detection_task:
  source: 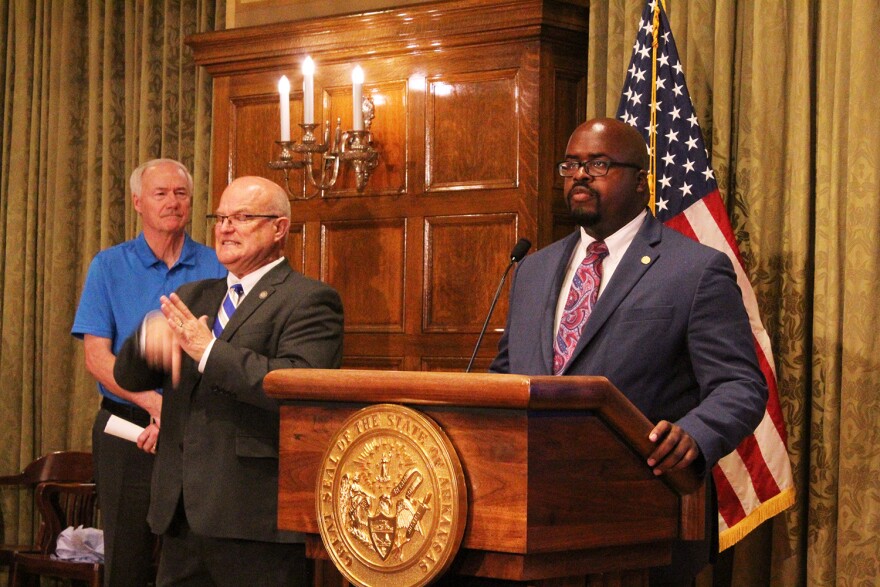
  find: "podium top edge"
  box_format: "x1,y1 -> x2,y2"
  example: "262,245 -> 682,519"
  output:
263,368 -> 614,411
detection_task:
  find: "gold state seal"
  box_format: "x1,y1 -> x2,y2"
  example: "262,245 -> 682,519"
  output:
316,404 -> 467,587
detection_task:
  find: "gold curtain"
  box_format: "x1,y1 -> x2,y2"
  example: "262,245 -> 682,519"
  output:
587,0 -> 880,585
0,0 -> 223,548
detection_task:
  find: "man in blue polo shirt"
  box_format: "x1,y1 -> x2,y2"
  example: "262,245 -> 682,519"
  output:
72,159 -> 226,587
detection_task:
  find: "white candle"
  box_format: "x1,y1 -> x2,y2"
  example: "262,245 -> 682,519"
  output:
278,75 -> 291,141
352,65 -> 364,131
302,57 -> 315,125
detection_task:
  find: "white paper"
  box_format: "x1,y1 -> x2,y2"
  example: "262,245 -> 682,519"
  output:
103,414 -> 145,443
54,525 -> 104,563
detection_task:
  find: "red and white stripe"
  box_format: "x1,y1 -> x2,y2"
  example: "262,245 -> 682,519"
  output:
666,190 -> 795,549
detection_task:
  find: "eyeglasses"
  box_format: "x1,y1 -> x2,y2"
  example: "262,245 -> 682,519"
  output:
206,214 -> 280,228
557,159 -> 643,178
148,190 -> 191,200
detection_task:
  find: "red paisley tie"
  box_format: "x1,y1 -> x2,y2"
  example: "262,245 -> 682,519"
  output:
553,241 -> 609,375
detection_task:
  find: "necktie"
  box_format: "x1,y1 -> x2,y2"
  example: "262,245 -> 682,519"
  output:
212,283 -> 244,338
553,241 -> 609,375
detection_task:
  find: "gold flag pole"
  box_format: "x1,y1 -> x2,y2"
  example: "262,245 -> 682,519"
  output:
647,0 -> 662,214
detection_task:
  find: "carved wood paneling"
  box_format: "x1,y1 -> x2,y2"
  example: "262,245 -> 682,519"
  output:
421,356 -> 494,372
320,218 -> 407,333
341,356 -> 405,370
423,213 -> 518,332
189,0 -> 589,371
231,93 -> 307,196
426,70 -> 519,191
285,223 -> 306,273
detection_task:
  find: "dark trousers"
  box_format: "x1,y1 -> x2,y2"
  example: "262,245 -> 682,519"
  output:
157,503 -> 306,587
93,407 -> 157,587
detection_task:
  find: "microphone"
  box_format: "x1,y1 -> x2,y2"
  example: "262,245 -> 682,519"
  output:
465,238 -> 532,373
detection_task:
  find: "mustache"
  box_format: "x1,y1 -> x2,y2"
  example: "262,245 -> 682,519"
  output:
567,181 -> 598,199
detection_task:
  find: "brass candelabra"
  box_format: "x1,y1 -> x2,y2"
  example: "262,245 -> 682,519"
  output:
268,97 -> 379,198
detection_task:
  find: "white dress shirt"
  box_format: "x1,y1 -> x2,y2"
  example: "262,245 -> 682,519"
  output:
553,210 -> 648,336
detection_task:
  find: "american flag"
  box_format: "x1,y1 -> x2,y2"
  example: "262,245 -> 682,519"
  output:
616,0 -> 795,550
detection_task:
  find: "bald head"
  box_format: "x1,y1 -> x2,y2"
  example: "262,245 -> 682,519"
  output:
571,118 -> 650,169
225,176 -> 291,218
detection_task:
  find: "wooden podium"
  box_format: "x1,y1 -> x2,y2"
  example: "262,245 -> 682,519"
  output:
264,369 -> 705,586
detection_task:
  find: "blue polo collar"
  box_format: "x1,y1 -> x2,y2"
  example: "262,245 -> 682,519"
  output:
133,232 -> 199,270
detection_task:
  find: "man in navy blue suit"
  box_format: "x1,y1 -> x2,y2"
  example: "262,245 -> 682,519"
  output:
490,118 -> 767,585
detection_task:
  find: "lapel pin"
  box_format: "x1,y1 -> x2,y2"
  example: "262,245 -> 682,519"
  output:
641,255 -> 651,265
259,290 -> 269,299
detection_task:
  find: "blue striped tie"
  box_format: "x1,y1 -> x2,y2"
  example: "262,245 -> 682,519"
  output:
212,283 -> 244,338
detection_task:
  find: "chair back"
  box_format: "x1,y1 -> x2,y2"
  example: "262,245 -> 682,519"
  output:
33,482 -> 99,554
0,451 -> 93,487
1,451 -> 95,567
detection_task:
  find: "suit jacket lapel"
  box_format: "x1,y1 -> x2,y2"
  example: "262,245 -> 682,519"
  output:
560,214 -> 663,375
219,263 -> 291,341
539,232 -> 581,374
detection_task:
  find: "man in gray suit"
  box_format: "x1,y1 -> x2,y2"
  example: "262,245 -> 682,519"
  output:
490,118 -> 767,585
114,176 -> 343,587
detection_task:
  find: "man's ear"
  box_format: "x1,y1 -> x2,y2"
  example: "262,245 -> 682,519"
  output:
273,217 -> 291,242
636,170 -> 650,198
132,193 -> 143,214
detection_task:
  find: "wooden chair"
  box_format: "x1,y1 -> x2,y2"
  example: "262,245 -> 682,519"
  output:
0,451 -> 93,575
9,482 -> 102,587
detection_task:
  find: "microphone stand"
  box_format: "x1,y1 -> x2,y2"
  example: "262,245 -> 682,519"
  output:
465,261 -> 516,373
465,238 -> 530,373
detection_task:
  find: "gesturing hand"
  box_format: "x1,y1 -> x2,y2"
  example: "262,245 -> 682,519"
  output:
160,293 -> 212,363
142,311 -> 177,369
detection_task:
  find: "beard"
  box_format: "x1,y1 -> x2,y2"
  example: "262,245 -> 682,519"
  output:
567,183 -> 600,228
570,208 -> 599,227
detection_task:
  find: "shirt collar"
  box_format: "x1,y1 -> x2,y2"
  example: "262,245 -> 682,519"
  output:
227,257 -> 286,298
578,208 -> 648,261
133,232 -> 198,269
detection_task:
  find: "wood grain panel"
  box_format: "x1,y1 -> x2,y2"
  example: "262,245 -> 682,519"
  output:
275,392 -> 690,558
320,218 -> 407,332
341,356 -> 404,370
231,93 -> 308,197
423,213 -> 518,332
421,356 -> 493,373
425,406 -> 529,552
553,214 -> 577,243
527,415 -> 678,552
426,71 -> 519,191
284,222 -> 306,273
277,403 -> 530,552
553,72 -> 586,193
268,371 -> 702,581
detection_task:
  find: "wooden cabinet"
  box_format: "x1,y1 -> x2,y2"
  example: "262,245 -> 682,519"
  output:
188,0 -> 588,372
